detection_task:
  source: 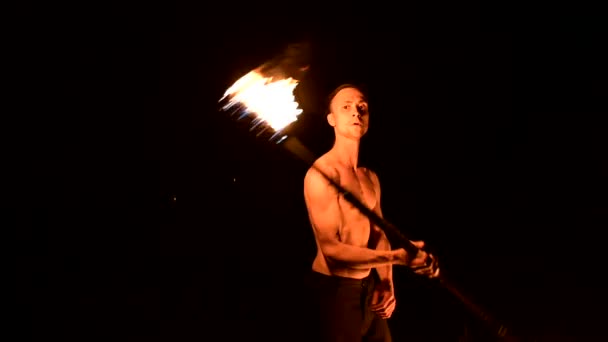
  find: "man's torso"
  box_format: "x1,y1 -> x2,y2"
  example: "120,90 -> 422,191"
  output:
311,154 -> 379,279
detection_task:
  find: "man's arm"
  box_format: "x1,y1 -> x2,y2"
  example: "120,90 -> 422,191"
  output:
368,170 -> 440,280
304,166 -> 407,269
374,229 -> 393,283
368,170 -> 393,286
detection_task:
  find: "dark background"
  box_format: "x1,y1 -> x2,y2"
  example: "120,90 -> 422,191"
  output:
15,2 -> 606,341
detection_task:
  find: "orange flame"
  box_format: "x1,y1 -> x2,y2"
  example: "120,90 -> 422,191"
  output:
220,69 -> 303,132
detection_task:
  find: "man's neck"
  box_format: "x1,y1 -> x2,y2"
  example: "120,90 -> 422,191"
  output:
331,136 -> 360,170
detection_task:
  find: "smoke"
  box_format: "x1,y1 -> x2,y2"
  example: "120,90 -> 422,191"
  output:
257,40 -> 311,81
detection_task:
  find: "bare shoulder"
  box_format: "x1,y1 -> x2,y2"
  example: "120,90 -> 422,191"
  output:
359,166 -> 381,185
305,153 -> 338,183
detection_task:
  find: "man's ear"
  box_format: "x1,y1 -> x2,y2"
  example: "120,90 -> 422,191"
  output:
327,113 -> 336,127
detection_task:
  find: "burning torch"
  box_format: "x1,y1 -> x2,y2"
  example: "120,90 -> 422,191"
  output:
218,42 -> 516,340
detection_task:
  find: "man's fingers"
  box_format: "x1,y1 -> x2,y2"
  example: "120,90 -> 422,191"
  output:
370,296 -> 395,311
412,260 -> 440,278
370,300 -> 389,311
375,300 -> 396,319
411,240 -> 425,249
412,263 -> 432,272
411,253 -> 439,275
413,264 -> 435,275
413,268 -> 431,275
426,254 -> 436,266
375,305 -> 394,318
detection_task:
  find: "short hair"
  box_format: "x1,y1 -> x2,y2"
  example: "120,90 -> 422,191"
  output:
325,83 -> 369,114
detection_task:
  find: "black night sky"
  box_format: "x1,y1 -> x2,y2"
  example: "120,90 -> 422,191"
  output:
16,2 -> 606,342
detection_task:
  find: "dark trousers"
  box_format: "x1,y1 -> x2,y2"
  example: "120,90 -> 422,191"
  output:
305,270 -> 392,342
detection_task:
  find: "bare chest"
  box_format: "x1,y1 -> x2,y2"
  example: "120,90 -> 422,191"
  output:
339,168 -> 377,208
336,168 -> 377,245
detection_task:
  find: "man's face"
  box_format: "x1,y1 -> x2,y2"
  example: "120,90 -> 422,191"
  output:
327,87 -> 369,139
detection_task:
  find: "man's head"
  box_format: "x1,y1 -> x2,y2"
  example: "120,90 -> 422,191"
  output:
326,83 -> 370,139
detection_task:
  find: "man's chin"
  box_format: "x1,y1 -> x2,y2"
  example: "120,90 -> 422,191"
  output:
350,126 -> 367,135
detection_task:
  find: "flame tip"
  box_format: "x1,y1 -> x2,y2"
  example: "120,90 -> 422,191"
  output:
221,68 -> 303,131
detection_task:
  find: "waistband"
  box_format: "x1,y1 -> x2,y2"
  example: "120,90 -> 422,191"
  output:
309,270 -> 374,286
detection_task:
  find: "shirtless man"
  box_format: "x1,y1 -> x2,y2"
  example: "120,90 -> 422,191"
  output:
304,84 -> 439,342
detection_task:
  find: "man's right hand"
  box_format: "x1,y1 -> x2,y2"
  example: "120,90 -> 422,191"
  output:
407,240 -> 430,267
408,241 -> 440,278
394,241 -> 440,278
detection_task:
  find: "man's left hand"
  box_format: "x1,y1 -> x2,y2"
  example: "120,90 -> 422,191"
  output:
370,281 -> 396,319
